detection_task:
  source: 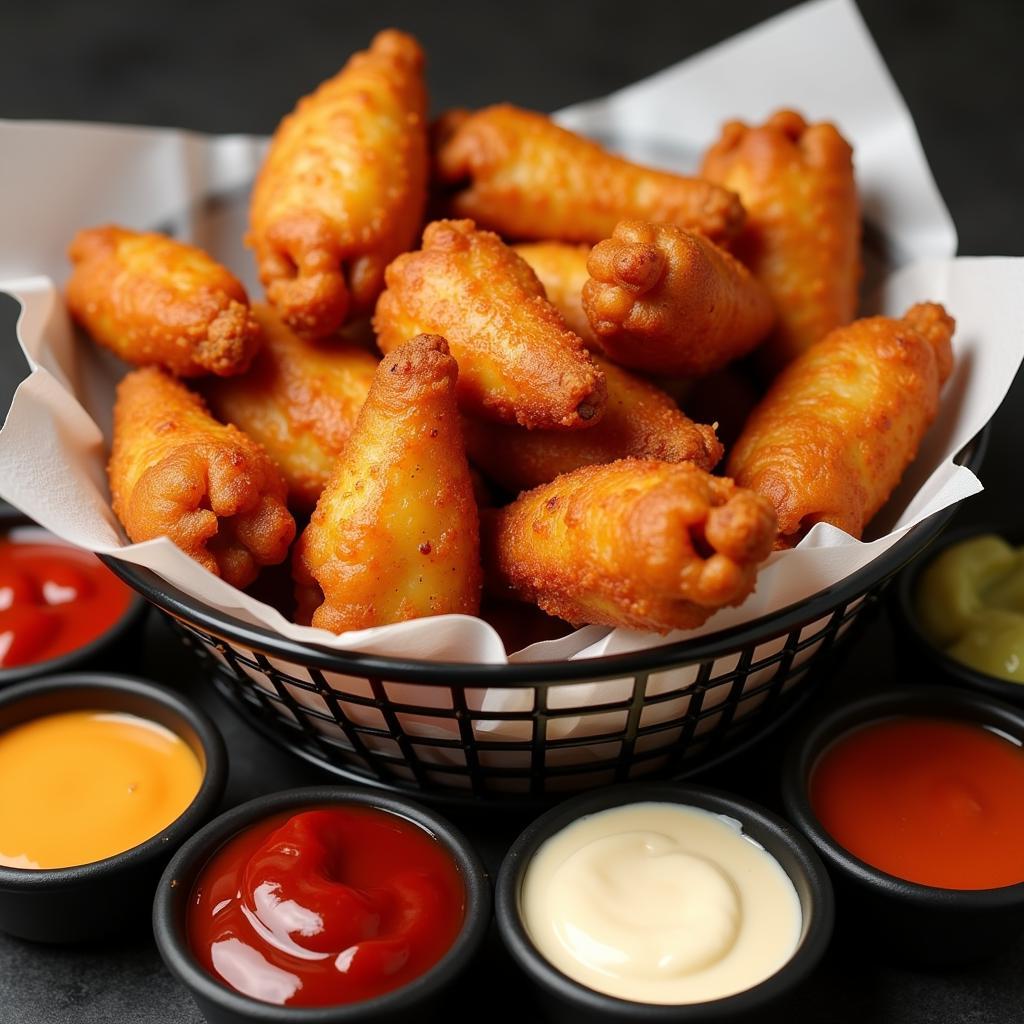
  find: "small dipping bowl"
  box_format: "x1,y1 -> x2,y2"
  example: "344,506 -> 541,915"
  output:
0,507 -> 147,685
153,786 -> 491,1024
893,523 -> 1024,705
0,672 -> 226,942
496,784 -> 833,1024
782,686 -> 1024,964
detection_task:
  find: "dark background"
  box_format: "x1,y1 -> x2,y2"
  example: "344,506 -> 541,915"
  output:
1,1 -> 1023,1021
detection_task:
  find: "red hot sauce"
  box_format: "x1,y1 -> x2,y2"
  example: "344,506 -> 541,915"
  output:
0,536 -> 133,669
810,716 -> 1024,890
187,807 -> 466,1007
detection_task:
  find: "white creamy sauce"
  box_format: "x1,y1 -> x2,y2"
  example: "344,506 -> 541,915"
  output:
521,802 -> 802,1004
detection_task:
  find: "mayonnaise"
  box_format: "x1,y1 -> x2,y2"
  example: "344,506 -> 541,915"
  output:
520,802 -> 801,1004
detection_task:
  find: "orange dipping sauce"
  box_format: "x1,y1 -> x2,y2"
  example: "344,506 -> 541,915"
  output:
810,716 -> 1024,890
0,710 -> 203,869
0,534 -> 134,669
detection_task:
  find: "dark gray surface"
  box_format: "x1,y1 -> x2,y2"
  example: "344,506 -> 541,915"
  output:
1,1 -> 1023,1021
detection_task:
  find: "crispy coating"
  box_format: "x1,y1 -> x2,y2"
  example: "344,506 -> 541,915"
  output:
203,303 -> 378,512
109,367 -> 296,587
249,29 -> 428,338
67,226 -> 261,378
485,459 -> 777,633
727,303 -> 954,545
583,220 -> 776,377
293,335 -> 482,632
463,356 -> 722,493
513,241 -> 597,347
434,104 -> 744,246
701,110 -> 860,368
373,219 -> 606,429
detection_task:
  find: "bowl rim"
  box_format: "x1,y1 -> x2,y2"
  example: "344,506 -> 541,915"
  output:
152,785 -> 492,1022
0,671 -> 227,888
494,782 -> 834,1020
892,520 -> 1024,702
780,684 -> 1024,907
0,510 -> 147,685
93,424 -> 987,685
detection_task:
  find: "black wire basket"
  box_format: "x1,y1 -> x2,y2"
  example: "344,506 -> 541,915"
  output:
101,430 -> 987,805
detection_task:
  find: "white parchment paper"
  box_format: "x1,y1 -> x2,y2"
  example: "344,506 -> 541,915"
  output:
1,0 -> 1022,690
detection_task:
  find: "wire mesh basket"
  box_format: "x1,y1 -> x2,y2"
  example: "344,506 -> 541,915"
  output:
101,430 -> 987,804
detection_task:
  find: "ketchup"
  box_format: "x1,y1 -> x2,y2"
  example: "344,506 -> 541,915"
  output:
0,534 -> 133,669
187,807 -> 466,1007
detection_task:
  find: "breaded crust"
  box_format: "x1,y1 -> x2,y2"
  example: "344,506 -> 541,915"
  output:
67,225 -> 262,377
293,334 -> 482,632
374,219 -> 607,429
435,104 -> 744,246
109,367 -> 295,587
249,29 -> 429,338
727,302 -> 954,544
485,459 -> 777,633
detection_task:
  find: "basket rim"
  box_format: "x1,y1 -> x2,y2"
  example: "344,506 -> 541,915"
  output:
99,427 -> 988,685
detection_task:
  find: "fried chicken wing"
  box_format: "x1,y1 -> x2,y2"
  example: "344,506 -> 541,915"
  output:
249,29 -> 428,338
373,219 -> 606,429
203,303 -> 378,512
582,220 -> 776,377
109,367 -> 295,587
434,104 -> 744,246
701,110 -> 860,369
485,460 -> 777,633
67,226 -> 261,378
463,356 -> 722,493
727,303 -> 954,545
293,335 -> 481,632
513,242 -> 597,347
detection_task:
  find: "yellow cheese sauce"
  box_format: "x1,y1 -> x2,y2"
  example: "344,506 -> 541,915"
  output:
0,710 -> 202,869
521,802 -> 801,1005
916,534 -> 1024,683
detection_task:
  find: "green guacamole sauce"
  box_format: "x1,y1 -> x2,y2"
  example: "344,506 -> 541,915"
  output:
916,534 -> 1024,683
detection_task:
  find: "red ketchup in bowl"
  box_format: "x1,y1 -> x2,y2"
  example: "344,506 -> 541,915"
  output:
0,535 -> 133,669
187,807 -> 466,1008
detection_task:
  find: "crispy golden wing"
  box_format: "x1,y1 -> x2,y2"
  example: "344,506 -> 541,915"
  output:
727,303 -> 954,545
701,110 -> 860,368
292,335 -> 481,632
373,219 -> 606,429
463,356 -> 722,493
109,367 -> 295,587
513,241 -> 597,347
67,226 -> 261,378
485,459 -> 777,633
435,104 -> 744,246
203,303 -> 378,512
582,220 -> 776,376
249,29 -> 428,338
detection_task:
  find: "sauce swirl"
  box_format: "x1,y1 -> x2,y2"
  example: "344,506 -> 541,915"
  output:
187,807 -> 465,1007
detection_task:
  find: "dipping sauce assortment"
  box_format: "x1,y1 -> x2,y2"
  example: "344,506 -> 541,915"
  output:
0,534 -> 133,669
4,534 -> 1024,1018
0,709 -> 202,869
187,806 -> 466,1007
916,534 -> 1024,683
520,802 -> 801,1004
810,715 -> 1024,889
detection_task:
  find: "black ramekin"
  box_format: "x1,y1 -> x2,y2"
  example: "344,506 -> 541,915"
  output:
0,507 -> 148,685
0,672 -> 227,943
153,786 -> 492,1024
781,685 -> 1024,965
892,522 -> 1024,705
496,783 -> 834,1024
